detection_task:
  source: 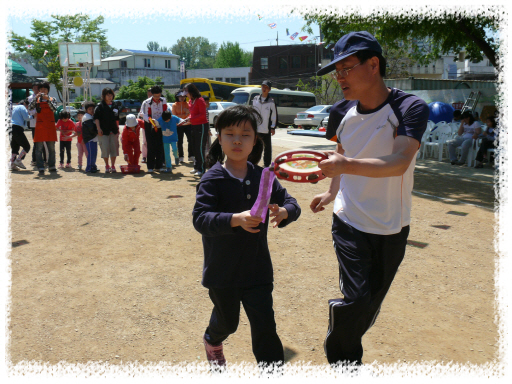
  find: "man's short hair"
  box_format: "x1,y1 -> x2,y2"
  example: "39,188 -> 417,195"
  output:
150,85 -> 162,95
354,50 -> 387,77
453,110 -> 462,118
203,96 -> 210,102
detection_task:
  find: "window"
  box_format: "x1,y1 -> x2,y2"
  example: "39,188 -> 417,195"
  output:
261,57 -> 268,69
165,59 -> 171,69
144,58 -> 151,68
279,57 -> 288,69
306,56 -> 315,68
120,60 -> 127,68
208,103 -> 218,110
226,77 -> 242,85
291,56 -> 301,69
211,83 -> 239,101
240,77 -> 246,85
216,77 -> 223,81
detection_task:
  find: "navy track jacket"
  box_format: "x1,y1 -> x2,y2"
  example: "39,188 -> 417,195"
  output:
193,161 -> 301,288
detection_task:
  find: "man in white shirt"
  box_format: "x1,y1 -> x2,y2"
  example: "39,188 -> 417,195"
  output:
251,80 -> 277,167
310,31 -> 429,367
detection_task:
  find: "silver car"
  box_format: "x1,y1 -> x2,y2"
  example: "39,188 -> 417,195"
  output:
294,105 -> 332,130
322,115 -> 329,129
207,102 -> 237,127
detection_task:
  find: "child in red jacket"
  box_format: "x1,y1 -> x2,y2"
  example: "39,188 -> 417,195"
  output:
121,114 -> 141,165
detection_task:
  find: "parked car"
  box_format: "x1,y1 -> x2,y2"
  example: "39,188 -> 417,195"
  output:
115,99 -> 142,125
63,106 -> 78,120
293,105 -> 332,130
322,115 -> 329,129
207,102 -> 237,127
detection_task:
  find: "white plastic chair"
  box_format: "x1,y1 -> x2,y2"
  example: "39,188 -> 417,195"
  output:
418,124 -> 434,159
466,138 -> 482,167
423,124 -> 451,160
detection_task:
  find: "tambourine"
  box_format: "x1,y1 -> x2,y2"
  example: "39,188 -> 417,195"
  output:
272,149 -> 328,183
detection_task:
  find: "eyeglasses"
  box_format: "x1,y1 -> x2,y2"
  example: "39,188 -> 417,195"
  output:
330,62 -> 362,79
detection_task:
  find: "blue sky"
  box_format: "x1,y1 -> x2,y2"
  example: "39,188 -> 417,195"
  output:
7,13 -> 321,56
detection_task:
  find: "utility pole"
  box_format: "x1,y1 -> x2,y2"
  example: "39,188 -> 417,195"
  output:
277,31 -> 279,46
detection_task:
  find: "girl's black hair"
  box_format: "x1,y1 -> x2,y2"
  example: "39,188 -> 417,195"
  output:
461,110 -> 476,125
59,110 -> 70,119
161,110 -> 172,120
76,109 -> 85,116
205,105 -> 264,169
183,83 -> 202,100
486,116 -> 496,128
101,87 -> 115,100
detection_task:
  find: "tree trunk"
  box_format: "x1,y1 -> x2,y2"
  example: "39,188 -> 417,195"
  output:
457,19 -> 497,68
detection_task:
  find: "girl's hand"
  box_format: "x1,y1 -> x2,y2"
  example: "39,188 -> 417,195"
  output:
231,211 -> 262,233
269,204 -> 288,228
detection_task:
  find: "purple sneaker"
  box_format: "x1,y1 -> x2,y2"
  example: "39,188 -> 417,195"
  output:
203,335 -> 226,367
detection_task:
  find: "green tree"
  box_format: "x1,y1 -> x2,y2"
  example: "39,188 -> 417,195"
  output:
147,41 -> 171,53
70,94 -> 100,109
170,37 -> 218,69
299,9 -> 499,68
9,14 -> 113,101
214,42 -> 252,68
296,75 -> 341,105
115,76 -> 164,102
101,43 -> 117,59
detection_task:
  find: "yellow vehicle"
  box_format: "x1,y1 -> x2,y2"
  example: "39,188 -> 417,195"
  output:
179,78 -> 259,102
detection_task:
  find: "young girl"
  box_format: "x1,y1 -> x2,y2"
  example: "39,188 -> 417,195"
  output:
474,116 -> 498,168
56,110 -> 76,168
178,83 -> 209,176
172,91 -> 192,164
192,105 -> 301,370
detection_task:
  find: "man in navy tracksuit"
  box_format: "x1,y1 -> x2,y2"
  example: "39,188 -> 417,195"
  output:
193,161 -> 301,368
310,31 -> 429,367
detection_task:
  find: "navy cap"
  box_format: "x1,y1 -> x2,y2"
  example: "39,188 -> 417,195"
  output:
317,31 -> 382,76
261,80 -> 272,89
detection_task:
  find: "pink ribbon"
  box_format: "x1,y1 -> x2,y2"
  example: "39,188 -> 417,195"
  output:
250,163 -> 275,223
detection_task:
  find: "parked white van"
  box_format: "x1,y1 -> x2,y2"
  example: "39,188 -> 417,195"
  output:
230,87 -> 317,126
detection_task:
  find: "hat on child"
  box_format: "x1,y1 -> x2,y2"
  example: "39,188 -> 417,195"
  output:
125,114 -> 138,127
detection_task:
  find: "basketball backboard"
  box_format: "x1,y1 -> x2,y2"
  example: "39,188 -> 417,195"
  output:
59,42 -> 101,67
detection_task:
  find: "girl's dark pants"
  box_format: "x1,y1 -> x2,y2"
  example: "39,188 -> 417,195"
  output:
475,137 -> 496,163
60,141 -> 72,164
144,122 -> 164,170
177,125 -> 193,159
191,123 -> 209,173
205,283 -> 284,366
325,214 -> 409,366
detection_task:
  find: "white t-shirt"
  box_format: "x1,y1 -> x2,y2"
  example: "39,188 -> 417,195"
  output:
461,121 -> 481,140
330,88 -> 429,235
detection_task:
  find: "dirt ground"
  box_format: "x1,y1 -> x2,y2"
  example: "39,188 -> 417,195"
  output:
6,134 -> 498,370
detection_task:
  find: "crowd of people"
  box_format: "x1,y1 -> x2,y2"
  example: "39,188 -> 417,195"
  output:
8,83 -> 217,176
447,109 -> 499,167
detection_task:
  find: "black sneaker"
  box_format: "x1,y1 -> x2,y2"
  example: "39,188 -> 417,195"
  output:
38,170 -> 45,175
49,167 -> 57,172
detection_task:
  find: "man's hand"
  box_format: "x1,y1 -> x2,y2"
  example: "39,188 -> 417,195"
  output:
230,210 -> 262,233
270,128 -> 276,136
310,191 -> 336,213
268,204 -> 288,228
319,151 -> 348,178
124,154 -> 129,161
